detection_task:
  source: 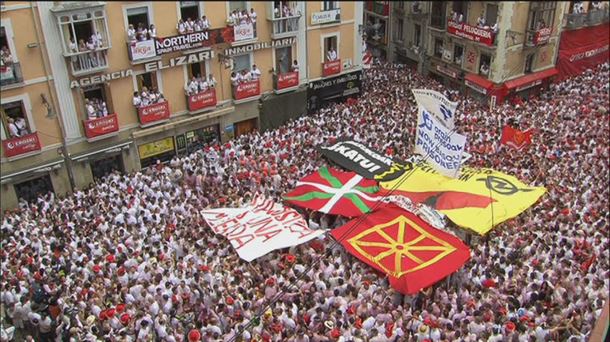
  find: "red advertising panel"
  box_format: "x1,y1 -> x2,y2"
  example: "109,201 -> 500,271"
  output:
323,59 -> 341,77
533,27 -> 551,45
557,24 -> 610,81
188,89 -> 217,111
137,101 -> 170,125
2,132 -> 41,158
84,114 -> 119,139
447,19 -> 495,46
234,80 -> 261,100
277,72 -> 299,90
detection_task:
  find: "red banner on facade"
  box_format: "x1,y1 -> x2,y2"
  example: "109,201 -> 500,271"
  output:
234,80 -> 260,100
557,23 -> 610,81
137,101 -> 170,125
84,114 -> 119,139
188,89 -> 217,112
323,60 -> 341,76
2,132 -> 41,158
533,27 -> 551,45
276,72 -> 299,90
447,19 -> 495,46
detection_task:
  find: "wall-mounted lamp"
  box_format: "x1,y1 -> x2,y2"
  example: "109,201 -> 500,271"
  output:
41,93 -> 55,118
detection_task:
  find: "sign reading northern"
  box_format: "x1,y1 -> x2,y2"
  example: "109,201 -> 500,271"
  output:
319,139 -> 410,181
155,28 -> 233,55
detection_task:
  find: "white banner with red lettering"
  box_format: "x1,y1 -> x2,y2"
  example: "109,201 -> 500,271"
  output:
201,196 -> 324,261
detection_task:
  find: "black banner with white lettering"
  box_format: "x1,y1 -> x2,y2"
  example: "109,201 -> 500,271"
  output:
318,139 -> 411,181
307,70 -> 363,114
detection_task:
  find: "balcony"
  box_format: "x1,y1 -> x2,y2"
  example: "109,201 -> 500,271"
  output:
127,40 -> 157,63
228,22 -> 257,46
137,101 -> 170,127
232,80 -> 261,103
0,62 -> 23,88
65,48 -> 109,77
2,132 -> 41,159
311,8 -> 341,25
524,27 -> 551,47
83,113 -> 119,141
322,59 -> 341,77
447,19 -> 496,47
268,14 -> 301,39
187,88 -> 217,113
565,12 -> 586,29
273,71 -> 299,93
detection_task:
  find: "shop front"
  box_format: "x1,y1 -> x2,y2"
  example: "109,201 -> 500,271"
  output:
14,173 -> 54,204
90,154 -> 125,180
464,73 -> 494,102
503,68 -> 558,102
307,70 -> 363,114
175,124 -> 221,155
138,137 -> 176,168
234,118 -> 258,138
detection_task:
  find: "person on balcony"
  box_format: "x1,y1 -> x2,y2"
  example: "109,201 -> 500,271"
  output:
193,18 -> 203,32
78,39 -> 90,70
327,47 -> 338,62
177,19 -> 186,34
149,25 -> 157,38
477,13 -> 486,28
141,87 -> 151,106
127,24 -> 137,42
132,92 -> 142,108
291,60 -> 299,73
15,117 -> 28,135
198,77 -> 209,93
7,117 -> 20,138
185,18 -> 195,33
241,69 -> 252,83
137,23 -> 148,39
187,77 -> 199,96
250,8 -> 257,35
85,99 -> 97,120
491,22 -> 499,34
201,16 -> 210,30
250,65 -> 261,81
207,74 -> 217,88
230,72 -> 240,87
86,37 -> 98,68
480,63 -> 490,76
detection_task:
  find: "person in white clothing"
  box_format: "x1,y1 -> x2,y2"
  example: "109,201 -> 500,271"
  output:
6,117 -> 20,138
250,65 -> 261,80
327,47 -> 338,61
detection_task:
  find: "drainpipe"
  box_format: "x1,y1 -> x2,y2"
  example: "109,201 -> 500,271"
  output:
31,2 -> 76,191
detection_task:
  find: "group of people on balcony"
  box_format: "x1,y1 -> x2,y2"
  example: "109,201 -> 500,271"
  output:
227,8 -> 257,28
475,13 -> 499,34
176,16 -> 211,34
185,74 -> 217,97
127,23 -> 157,42
68,32 -> 105,72
85,97 -> 110,121
132,87 -> 166,109
0,45 -> 15,81
230,65 -> 262,87
6,116 -> 29,138
273,4 -> 300,33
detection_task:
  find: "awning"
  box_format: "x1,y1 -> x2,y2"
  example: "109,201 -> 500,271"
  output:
504,68 -> 559,92
464,73 -> 494,95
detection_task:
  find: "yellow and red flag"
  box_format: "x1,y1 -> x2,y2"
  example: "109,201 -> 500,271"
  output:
500,125 -> 534,150
331,206 -> 470,295
380,162 -> 546,235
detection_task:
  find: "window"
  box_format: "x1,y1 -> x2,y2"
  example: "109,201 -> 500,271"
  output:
275,46 -> 292,74
233,54 -> 251,73
180,1 -> 200,21
414,24 -> 421,46
430,2 -> 446,28
434,38 -> 443,58
0,24 -> 22,85
395,19 -> 404,41
229,1 -> 247,13
323,1 -> 339,11
136,72 -> 159,93
397,2 -> 405,10
57,8 -> 110,55
126,6 -> 151,41
485,4 -> 499,26
525,53 -> 535,73
14,175 -> 54,204
452,2 -> 468,21
1,101 -> 30,138
324,36 -> 338,61
528,4 -> 556,30
479,53 -> 491,76
453,44 -> 464,65
82,84 -> 113,120
188,62 -> 208,80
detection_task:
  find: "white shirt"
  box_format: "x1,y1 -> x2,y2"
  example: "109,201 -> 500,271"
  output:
250,68 -> 261,80
327,49 -> 337,61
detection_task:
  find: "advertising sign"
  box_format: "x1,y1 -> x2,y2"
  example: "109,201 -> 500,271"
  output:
277,72 -> 299,90
154,27 -> 234,55
447,19 -> 495,46
2,133 -> 41,158
312,9 -> 341,25
129,39 -> 156,61
234,80 -> 261,100
307,70 -> 362,114
233,22 -> 255,41
533,27 -> 551,45
138,137 -> 175,160
84,114 -> 119,139
137,101 -> 170,125
188,88 -> 217,112
323,59 -> 341,76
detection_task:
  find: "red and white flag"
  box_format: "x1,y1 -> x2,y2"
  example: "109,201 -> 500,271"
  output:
500,125 -> 533,150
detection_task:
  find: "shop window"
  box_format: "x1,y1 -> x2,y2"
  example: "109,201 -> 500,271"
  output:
323,1 -> 339,11
82,84 -> 113,120
229,1 -> 247,13
91,154 -> 124,181
57,8 -> 110,55
525,53 -> 535,73
186,125 -> 220,152
485,4 -> 499,26
430,2 -> 446,28
395,19 -> 404,42
453,44 -> 464,65
233,54 -> 252,73
14,175 -> 54,204
479,53 -> 491,76
1,101 -> 31,138
324,36 -> 338,61
434,38 -> 443,58
275,46 -> 292,74
180,1 -> 200,21
414,24 -> 421,46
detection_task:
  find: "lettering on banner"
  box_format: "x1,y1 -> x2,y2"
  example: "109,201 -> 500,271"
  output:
415,109 -> 466,176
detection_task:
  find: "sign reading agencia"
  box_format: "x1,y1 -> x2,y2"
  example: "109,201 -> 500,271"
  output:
70,50 -> 215,88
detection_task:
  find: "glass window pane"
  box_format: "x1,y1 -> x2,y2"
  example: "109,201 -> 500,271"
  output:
233,54 -> 250,73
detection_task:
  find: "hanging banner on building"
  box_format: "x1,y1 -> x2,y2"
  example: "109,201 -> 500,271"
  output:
447,19 -> 495,46
322,59 -> 342,76
188,89 -> 217,112
2,133 -> 41,158
138,137 -> 175,160
154,27 -> 234,55
556,23 -> 610,81
311,8 -> 341,25
319,139 -> 410,181
276,72 -> 299,90
233,22 -> 254,42
129,39 -> 156,62
201,196 -> 324,262
234,80 -> 261,100
412,89 -> 458,130
414,106 -> 466,178
84,114 -> 119,139
137,101 -> 170,125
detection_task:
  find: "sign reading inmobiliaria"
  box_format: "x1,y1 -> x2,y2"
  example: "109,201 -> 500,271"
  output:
234,80 -> 260,100
323,59 -> 341,76
138,101 -> 170,125
188,88 -> 217,112
447,19 -> 495,46
277,72 -> 299,90
84,114 -> 119,139
2,133 -> 41,158
201,196 -> 324,262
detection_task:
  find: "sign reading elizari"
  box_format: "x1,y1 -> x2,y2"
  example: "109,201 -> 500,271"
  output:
319,139 -> 410,181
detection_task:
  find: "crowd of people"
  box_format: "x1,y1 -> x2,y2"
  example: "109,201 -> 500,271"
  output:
85,98 -> 110,121
227,8 -> 257,29
127,23 -> 157,42
185,74 -> 218,97
1,61 -> 608,342
230,65 -> 262,87
132,87 -> 166,109
177,17 -> 211,35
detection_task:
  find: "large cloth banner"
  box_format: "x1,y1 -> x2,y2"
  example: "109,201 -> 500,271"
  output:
556,23 -> 609,81
283,167 -> 383,217
201,196 -> 324,262
500,125 -> 533,150
331,206 -> 470,295
380,160 -> 547,235
411,89 -> 458,129
319,139 -> 410,181
415,106 -> 467,178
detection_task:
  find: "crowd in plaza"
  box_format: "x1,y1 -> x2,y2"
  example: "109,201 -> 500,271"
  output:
1,60 -> 608,341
